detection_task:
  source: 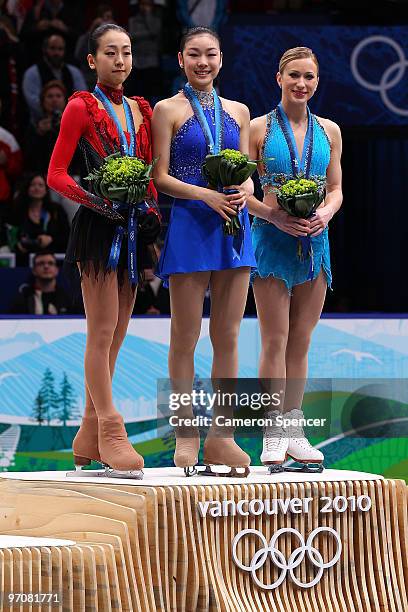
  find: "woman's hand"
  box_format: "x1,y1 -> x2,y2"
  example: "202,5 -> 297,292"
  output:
269,209 -> 310,237
37,117 -> 53,135
17,241 -> 27,254
37,19 -> 51,31
37,234 -> 53,248
138,212 -> 161,244
309,207 -> 333,237
50,18 -> 68,32
202,190 -> 239,221
224,184 -> 249,211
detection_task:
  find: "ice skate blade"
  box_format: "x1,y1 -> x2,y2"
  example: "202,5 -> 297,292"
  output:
103,466 -> 144,480
266,464 -> 285,474
66,467 -> 105,478
285,462 -> 324,474
183,466 -> 198,477
198,465 -> 250,478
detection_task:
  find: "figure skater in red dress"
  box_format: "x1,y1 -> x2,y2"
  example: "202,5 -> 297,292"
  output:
47,24 -> 160,478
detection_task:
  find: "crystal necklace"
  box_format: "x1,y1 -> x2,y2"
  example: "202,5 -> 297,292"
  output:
189,86 -> 214,110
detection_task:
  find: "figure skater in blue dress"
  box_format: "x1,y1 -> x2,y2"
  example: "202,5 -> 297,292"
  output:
247,47 -> 343,472
153,27 -> 256,476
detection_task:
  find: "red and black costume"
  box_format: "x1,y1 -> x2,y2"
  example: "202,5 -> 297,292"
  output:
47,84 -> 159,284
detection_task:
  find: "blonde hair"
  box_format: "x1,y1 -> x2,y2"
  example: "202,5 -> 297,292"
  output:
279,47 -> 319,75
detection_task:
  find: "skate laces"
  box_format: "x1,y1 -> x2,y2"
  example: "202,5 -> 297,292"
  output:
264,411 -> 286,451
264,433 -> 285,451
286,409 -> 316,449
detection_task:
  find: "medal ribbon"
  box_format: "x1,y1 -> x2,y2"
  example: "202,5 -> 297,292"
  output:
107,201 -> 151,284
94,85 -> 136,156
184,83 -> 245,259
94,85 -> 143,282
276,103 -> 316,279
183,83 -> 223,154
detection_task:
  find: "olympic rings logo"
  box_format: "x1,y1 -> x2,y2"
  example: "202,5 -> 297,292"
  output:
351,35 -> 408,116
232,527 -> 342,589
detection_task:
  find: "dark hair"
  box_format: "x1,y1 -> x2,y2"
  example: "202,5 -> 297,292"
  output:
12,174 -> 55,222
88,23 -> 130,55
180,27 -> 221,53
33,252 -> 57,266
42,33 -> 65,50
96,3 -> 113,18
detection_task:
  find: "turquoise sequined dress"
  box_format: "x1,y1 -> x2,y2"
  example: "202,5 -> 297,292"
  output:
251,106 -> 332,291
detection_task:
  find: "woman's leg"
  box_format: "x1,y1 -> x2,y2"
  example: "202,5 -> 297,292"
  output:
76,270 -> 142,471
209,267 -> 250,377
203,267 -> 251,471
284,272 -> 327,466
81,271 -> 120,417
284,272 -> 327,411
169,272 -> 210,469
83,276 -> 137,418
169,271 -> 211,384
253,276 -> 291,467
72,270 -> 120,464
111,276 -> 138,365
253,276 -> 291,380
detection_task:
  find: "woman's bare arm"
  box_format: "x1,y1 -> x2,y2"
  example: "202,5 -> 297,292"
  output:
152,98 -> 244,220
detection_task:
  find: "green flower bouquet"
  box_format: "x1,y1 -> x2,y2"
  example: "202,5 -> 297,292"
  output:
84,152 -> 156,205
202,149 -> 258,236
274,174 -> 326,264
275,174 -> 326,218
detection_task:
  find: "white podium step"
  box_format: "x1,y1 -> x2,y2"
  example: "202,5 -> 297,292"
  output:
0,466 -> 383,486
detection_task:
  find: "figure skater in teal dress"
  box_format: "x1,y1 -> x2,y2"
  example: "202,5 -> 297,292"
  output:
153,27 -> 256,476
247,47 -> 343,472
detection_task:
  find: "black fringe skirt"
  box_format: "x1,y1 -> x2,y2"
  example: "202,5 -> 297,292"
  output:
64,206 -> 155,289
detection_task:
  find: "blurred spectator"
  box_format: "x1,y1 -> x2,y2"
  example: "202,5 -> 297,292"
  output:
0,3 -> 18,47
10,251 -> 74,314
22,33 -> 86,119
0,223 -> 8,250
5,0 -> 30,33
0,97 -> 23,206
134,267 -> 170,314
74,3 -> 115,90
19,0 -> 81,62
176,0 -> 227,31
7,173 -> 69,265
127,0 -> 162,101
0,2 -> 23,134
24,79 -> 66,174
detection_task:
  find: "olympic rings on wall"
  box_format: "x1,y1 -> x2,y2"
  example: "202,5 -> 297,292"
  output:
351,35 -> 408,117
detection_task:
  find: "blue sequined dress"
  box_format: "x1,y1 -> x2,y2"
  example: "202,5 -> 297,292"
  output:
157,109 -> 256,284
251,107 -> 332,291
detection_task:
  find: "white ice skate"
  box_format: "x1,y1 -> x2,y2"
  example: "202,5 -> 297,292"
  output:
285,408 -> 324,473
261,410 -> 289,474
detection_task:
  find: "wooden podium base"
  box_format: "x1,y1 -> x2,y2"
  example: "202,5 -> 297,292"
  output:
0,468 -> 407,611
